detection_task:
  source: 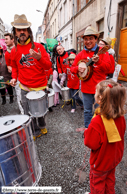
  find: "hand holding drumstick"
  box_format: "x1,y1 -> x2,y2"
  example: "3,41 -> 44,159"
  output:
9,79 -> 17,87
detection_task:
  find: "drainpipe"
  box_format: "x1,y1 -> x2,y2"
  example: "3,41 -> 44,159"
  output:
72,0 -> 75,48
107,0 -> 113,36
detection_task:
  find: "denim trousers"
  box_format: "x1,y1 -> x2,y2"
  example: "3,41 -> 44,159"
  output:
70,88 -> 83,109
82,93 -> 98,128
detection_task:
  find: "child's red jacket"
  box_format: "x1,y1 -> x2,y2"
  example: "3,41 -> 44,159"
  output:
84,115 -> 126,172
66,67 -> 80,89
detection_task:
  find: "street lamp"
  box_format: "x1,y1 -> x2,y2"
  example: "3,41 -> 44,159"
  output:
36,10 -> 44,43
36,10 -> 43,13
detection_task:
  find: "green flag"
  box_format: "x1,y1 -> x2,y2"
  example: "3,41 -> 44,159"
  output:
46,38 -> 58,52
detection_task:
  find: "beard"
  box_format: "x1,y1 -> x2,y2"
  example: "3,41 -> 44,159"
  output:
20,34 -> 27,41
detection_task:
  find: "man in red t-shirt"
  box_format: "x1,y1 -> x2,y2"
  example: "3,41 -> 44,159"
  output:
4,32 -> 24,113
10,14 -> 52,139
71,26 -> 113,128
4,33 -> 14,73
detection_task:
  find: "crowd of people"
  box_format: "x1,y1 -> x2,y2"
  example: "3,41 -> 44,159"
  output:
0,13 -> 126,194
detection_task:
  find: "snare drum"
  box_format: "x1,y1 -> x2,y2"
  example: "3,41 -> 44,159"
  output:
0,115 -> 41,188
0,76 -> 5,89
48,88 -> 55,107
61,87 -> 71,101
26,90 -> 48,117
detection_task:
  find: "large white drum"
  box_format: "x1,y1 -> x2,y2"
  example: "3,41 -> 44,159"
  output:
26,90 -> 48,117
61,87 -> 71,101
0,115 -> 41,190
48,88 -> 55,107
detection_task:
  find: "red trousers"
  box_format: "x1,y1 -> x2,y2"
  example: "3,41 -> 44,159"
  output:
90,167 -> 115,194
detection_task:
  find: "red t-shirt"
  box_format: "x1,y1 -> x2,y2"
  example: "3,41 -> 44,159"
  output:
5,51 -> 11,66
66,66 -> 79,89
11,42 -> 52,88
84,115 -> 126,172
71,49 -> 112,94
45,68 -> 53,80
57,52 -> 72,74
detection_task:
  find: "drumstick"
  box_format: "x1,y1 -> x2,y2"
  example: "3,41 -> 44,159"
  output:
0,81 -> 11,85
72,89 -> 80,97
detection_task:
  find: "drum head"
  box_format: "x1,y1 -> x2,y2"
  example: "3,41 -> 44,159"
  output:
48,88 -> 55,97
61,87 -> 69,91
0,115 -> 29,135
26,90 -> 45,100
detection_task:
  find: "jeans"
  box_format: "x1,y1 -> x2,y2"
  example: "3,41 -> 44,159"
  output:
82,93 -> 98,128
70,89 -> 83,109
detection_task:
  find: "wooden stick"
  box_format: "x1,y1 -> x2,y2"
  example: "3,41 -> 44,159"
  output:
0,82 -> 11,85
72,89 -> 80,97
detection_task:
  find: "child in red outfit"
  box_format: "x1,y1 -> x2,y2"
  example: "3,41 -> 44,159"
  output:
60,54 -> 83,113
84,79 -> 126,194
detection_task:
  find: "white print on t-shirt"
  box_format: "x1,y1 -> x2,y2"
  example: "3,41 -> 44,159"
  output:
19,54 -> 36,67
67,68 -> 75,80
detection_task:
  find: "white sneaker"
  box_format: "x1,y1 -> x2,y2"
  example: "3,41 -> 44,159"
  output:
85,192 -> 90,194
71,109 -> 75,113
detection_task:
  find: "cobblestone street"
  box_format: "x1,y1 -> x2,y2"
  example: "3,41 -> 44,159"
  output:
0,86 -> 127,194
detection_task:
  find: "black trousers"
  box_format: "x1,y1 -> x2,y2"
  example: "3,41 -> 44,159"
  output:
0,85 -> 13,97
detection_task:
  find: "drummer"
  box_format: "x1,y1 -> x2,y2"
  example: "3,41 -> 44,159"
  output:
71,26 -> 113,129
0,45 -> 14,105
10,14 -> 52,138
60,54 -> 83,113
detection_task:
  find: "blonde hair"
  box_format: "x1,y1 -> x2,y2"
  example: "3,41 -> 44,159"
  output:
96,79 -> 126,119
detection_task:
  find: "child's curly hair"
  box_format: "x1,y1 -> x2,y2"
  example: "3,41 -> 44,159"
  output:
96,79 -> 126,119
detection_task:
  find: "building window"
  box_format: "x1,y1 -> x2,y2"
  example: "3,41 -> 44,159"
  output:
123,4 -> 127,28
97,18 -> 104,39
65,38 -> 68,50
77,36 -> 84,53
64,0 -> 67,24
77,0 -> 81,12
60,7 -> 63,28
55,19 -> 56,36
86,0 -> 90,4
53,22 -> 54,37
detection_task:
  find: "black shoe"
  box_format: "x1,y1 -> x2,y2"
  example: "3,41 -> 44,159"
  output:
2,99 -> 6,105
10,96 -> 14,104
48,107 -> 53,112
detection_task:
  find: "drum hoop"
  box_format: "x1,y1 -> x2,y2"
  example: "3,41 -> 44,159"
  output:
0,118 -> 31,139
61,87 -> 69,91
26,94 -> 46,101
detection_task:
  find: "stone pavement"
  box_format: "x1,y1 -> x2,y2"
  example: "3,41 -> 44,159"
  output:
0,87 -> 127,194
